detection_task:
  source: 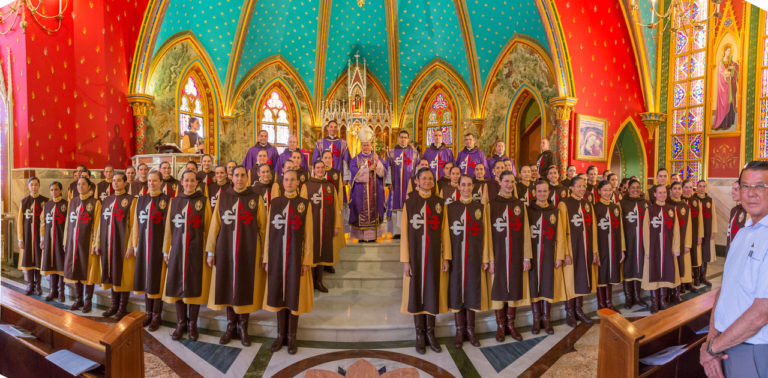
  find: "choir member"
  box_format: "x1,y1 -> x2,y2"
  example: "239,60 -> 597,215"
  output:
527,179 -> 567,335
63,177 -> 101,313
546,165 -> 568,207
696,180 -> 716,286
180,118 -> 204,153
251,164 -> 274,208
619,179 -> 648,308
529,164 -> 541,182
290,150 -> 309,187
205,166 -> 267,346
312,120 -> 351,182
670,173 -> 681,184
422,129 -> 454,180
226,160 -> 237,180
647,169 -> 669,201
471,163 -> 489,204
96,165 -> 115,202
558,176 -> 597,327
18,176 -> 49,295
40,182 -> 67,301
130,171 -> 170,330
594,180 -> 625,310
162,171 -> 211,341
668,182 -> 693,303
264,170 -> 314,354
489,171 -> 532,342
642,185 -> 681,313
185,161 -> 198,174
456,133 -> 487,179
726,181 -> 748,255
386,130 -> 420,239
306,160 -> 342,292
208,165 -> 231,210
535,139 -> 555,177
504,160 -> 515,177
561,165 -> 577,188
243,129 -> 280,171
681,180 -> 702,292
585,166 -> 599,203
516,165 -> 534,206
440,166 -> 462,204
487,141 -> 516,179
437,161 -> 454,188
322,150 -> 346,272
125,166 -> 137,186
607,173 -> 622,203
67,165 -> 86,200
349,139 -> 387,242
129,163 -> 149,196
445,175 -> 491,348
485,160 -> 505,201
159,162 -> 179,197
618,178 -> 631,197
276,135 -> 309,176
400,167 -> 449,354
197,154 -> 215,191
96,173 -> 136,320
272,160 -> 307,197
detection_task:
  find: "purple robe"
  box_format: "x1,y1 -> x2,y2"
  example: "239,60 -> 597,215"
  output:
312,137 -> 351,179
349,152 -> 387,233
275,148 -> 309,176
456,147 -> 488,179
487,154 -> 516,179
242,143 -> 279,171
386,145 -> 420,213
422,143 -> 455,180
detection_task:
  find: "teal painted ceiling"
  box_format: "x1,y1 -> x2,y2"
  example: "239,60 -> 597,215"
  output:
151,0 -> 552,100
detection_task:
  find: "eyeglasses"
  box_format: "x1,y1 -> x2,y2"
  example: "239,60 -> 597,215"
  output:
740,184 -> 768,193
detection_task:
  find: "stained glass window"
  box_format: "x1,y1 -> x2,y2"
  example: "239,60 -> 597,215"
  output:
758,12 -> 768,159
670,0 -> 708,179
425,92 -> 455,147
260,91 -> 291,153
179,75 -> 205,142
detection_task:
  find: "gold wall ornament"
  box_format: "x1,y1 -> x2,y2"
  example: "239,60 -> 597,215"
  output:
639,112 -> 666,140
548,97 -> 577,121
357,0 -> 364,8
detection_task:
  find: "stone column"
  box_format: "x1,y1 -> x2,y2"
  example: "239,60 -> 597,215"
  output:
548,97 -> 577,176
127,94 -> 154,155
638,112 -> 666,140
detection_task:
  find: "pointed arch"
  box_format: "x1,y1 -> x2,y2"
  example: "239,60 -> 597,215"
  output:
176,61 -> 219,155
505,84 -> 548,163
535,0 -> 575,97
129,0 -> 171,93
400,59 -> 474,129
607,117 -> 648,187
254,77 -> 302,149
414,78 -> 461,154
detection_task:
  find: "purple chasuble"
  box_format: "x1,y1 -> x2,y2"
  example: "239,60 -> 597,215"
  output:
456,147 -> 487,179
349,152 -> 387,230
422,144 -> 454,180
242,143 -> 279,171
386,145 -> 420,212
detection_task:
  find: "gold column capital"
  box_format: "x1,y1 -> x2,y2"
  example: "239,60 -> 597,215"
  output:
639,112 -> 666,140
548,97 -> 578,121
126,93 -> 154,117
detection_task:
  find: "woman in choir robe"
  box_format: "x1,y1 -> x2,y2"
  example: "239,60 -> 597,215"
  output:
619,179 -> 648,309
96,173 -> 136,320
207,165 -> 231,211
205,166 -> 266,346
681,180 -> 702,293
585,166 -> 599,203
96,165 -> 115,202
18,176 -> 49,296
726,181 -> 748,255
129,171 -> 170,331
401,167 -> 450,354
159,161 -> 179,198
439,166 -> 462,204
196,154 -> 215,192
668,182 -> 693,304
251,163 -> 273,208
125,166 -> 136,187
437,162 -> 454,189
695,180 -> 717,286
642,185 -> 681,314
264,170 -> 314,354
445,175 -> 491,348
162,171 -> 211,341
471,164 -> 490,204
559,176 -> 598,327
607,173 -> 622,203
40,182 -> 67,301
272,160 -> 308,197
63,177 -> 101,313
486,160 -> 506,201
405,158 -> 432,198
546,165 -> 569,207
489,171 -> 532,342
248,150 -> 270,186
322,151 -> 346,271
527,179 -> 567,335
516,165 -> 534,206
129,163 -> 149,197
594,180 -> 625,311
306,161 -> 342,293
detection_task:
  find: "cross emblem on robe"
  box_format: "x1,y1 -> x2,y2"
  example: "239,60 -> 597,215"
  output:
46,209 -> 65,225
494,209 -> 521,233
222,201 -> 254,225
598,212 -> 618,230
570,213 -> 584,227
625,207 -> 639,223
394,152 -> 412,167
409,205 -> 440,230
531,218 -> 554,239
459,156 -> 476,174
451,211 -> 481,236
271,205 -> 303,230
651,214 -> 664,229
139,205 -> 164,225
70,208 -> 91,225
429,155 -> 445,172
24,208 -> 34,219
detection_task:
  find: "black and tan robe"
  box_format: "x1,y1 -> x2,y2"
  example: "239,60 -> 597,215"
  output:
40,198 -> 67,275
684,195 -> 704,268
161,177 -> 179,198
439,183 -> 460,205
594,199 -> 625,286
516,182 -> 534,206
489,194 -> 532,308
527,202 -> 567,303
18,194 -> 49,271
208,181 -> 232,211
97,192 -> 136,292
196,170 -> 215,192
559,197 -> 598,298
697,194 -> 717,263
619,197 -> 646,281
549,184 -> 569,208
63,194 -> 101,284
585,183 -> 599,204
130,192 -> 170,298
444,198 -> 491,312
96,180 -> 114,203
671,199 -> 693,283
642,203 -> 681,290
727,204 -> 748,253
128,180 -> 148,197
306,178 -> 342,266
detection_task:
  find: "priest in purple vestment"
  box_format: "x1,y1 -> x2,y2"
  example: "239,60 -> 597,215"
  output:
456,133 -> 487,179
312,121 -> 351,182
349,129 -> 387,242
242,130 -> 280,171
422,129 -> 455,181
487,140 -> 516,179
276,135 -> 309,176
386,130 -> 420,238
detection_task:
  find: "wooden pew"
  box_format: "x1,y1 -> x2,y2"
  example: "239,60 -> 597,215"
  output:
597,290 -> 717,378
0,288 -> 146,377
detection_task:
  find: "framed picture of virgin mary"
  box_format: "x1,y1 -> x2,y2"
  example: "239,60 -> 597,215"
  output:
575,114 -> 608,161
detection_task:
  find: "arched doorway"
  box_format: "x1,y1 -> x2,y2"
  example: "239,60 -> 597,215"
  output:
506,87 -> 544,166
608,120 -> 646,183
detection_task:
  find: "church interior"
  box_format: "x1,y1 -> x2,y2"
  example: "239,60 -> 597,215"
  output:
0,0 -> 763,376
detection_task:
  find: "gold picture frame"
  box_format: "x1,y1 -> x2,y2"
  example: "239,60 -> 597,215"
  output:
575,114 -> 608,161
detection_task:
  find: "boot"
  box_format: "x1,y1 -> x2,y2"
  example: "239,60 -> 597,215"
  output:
324,265 -> 335,274
25,271 -> 35,296
238,314 -> 252,346
102,290 -> 120,317
685,282 -> 698,293
70,283 -> 84,310
701,263 -> 712,286
453,310 -> 466,348
575,296 -> 593,324
605,285 -> 617,311
34,271 -> 42,295
287,314 -> 299,354
506,305 -> 523,341
659,288 -> 669,310
271,309 -> 289,352
58,276 -> 66,302
188,305 -> 200,341
414,315 -> 426,354
565,299 -> 577,328
531,301 -> 541,335
171,301 -> 187,340
220,307 -> 237,344
623,281 -> 634,309
114,292 -> 129,321
692,267 -> 701,286
313,267 -> 328,293
143,297 -> 153,327
465,310 -> 480,347
148,298 -> 163,331
649,289 -> 659,313
633,281 -> 648,306
45,275 -> 59,301
495,308 -> 506,342
425,315 -> 441,353
542,302 -> 554,335
596,287 -> 605,309
81,285 -> 94,313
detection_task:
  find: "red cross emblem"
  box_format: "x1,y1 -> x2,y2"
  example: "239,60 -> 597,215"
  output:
238,202 -> 254,225
149,209 -> 164,224
112,208 -> 125,222
54,209 -> 65,224
690,205 -> 699,219
322,186 -> 334,205
582,207 -> 592,227
664,213 -> 674,230
188,213 -> 202,229
703,206 -> 711,219
541,219 -> 554,240
425,205 -> 440,230
466,219 -> 481,236
78,211 -> 92,225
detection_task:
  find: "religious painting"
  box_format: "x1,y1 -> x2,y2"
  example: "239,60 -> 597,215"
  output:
575,114 -> 607,161
709,14 -> 740,134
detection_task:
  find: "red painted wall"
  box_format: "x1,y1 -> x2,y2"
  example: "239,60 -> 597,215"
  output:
554,0 -> 652,175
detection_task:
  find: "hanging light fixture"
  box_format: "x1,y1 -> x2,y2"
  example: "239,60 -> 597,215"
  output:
629,0 -> 720,35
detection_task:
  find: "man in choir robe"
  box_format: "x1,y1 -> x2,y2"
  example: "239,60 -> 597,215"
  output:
290,150 -> 309,187
96,173 -> 136,320
207,166 -> 231,210
642,185 -> 681,313
196,154 -> 215,192
349,140 -> 387,242
68,165 -> 86,200
40,182 -> 67,302
242,130 -> 280,171
129,171 -> 170,330
96,165 -> 115,202
516,165 -> 534,206
487,141 -> 516,179
647,168 -> 669,201
19,177 -> 48,295
276,135 -> 309,176
559,176 -> 598,327
727,181 -> 748,254
130,163 -> 149,197
264,170 -> 314,354
226,160 -> 237,180
585,166 -> 599,203
445,175 -> 491,348
63,177 -> 101,313
456,133 -> 487,179
206,166 -> 267,346
489,171 -> 531,342
312,120 -> 351,182
422,129 -> 455,180
162,171 -> 212,341
681,180 -> 702,293
619,179 -> 648,308
696,180 -> 717,286
561,165 -> 577,188
536,138 -> 555,177
595,181 -> 626,309
306,161 -> 342,292
386,130 -> 420,239
159,161 -> 179,197
400,167 -> 450,354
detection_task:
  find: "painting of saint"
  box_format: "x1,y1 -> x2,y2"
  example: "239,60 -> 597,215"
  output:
712,44 -> 739,132
576,115 -> 607,161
